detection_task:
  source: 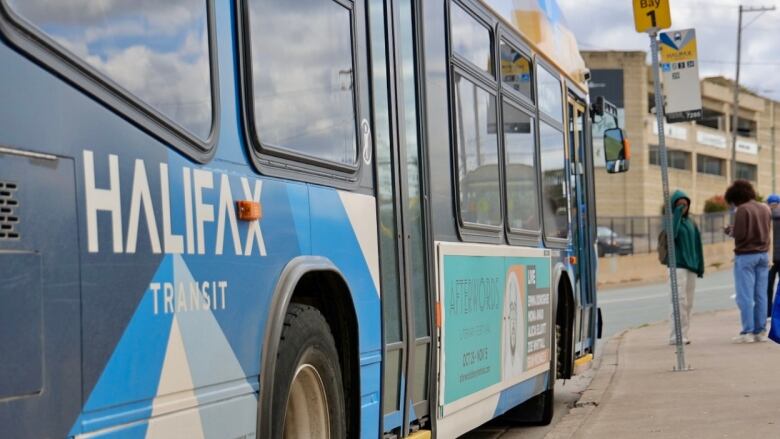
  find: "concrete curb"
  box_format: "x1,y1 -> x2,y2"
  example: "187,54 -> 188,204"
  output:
542,331 -> 627,439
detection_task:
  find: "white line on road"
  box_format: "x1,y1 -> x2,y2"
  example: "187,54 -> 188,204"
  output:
598,284 -> 734,304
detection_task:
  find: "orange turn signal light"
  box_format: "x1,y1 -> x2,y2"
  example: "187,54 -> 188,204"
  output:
236,200 -> 262,221
569,256 -> 577,265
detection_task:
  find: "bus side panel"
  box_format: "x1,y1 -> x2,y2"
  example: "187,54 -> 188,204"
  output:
309,185 -> 382,438
0,154 -> 82,439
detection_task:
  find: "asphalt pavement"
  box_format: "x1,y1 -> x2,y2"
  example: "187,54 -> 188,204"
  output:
599,268 -> 736,338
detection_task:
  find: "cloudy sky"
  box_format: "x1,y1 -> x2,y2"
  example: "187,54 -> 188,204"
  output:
558,0 -> 780,100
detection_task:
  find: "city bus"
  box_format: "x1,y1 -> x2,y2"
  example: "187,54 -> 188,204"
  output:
0,1 -> 628,438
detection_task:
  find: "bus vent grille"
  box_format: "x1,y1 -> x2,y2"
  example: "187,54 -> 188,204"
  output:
0,180 -> 20,240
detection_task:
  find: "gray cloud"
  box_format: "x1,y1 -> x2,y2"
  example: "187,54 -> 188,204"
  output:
558,0 -> 780,100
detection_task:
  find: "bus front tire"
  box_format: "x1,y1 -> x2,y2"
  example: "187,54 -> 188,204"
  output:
272,303 -> 346,439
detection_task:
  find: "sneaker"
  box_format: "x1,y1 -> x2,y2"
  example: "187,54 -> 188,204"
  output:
754,331 -> 768,342
732,334 -> 756,343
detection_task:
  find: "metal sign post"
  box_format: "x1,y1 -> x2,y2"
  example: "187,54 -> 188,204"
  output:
633,0 -> 687,371
650,32 -> 688,371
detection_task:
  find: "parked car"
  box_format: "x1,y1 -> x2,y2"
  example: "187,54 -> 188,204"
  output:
597,226 -> 634,257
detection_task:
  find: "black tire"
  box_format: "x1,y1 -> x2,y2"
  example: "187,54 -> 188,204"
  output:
271,303 -> 346,439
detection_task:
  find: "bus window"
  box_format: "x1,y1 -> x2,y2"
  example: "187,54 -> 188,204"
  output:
450,2 -> 494,77
537,66 -> 563,124
5,0 -> 214,140
453,74 -> 501,227
503,102 -> 539,231
499,41 -> 533,101
246,0 -> 357,167
539,121 -> 568,239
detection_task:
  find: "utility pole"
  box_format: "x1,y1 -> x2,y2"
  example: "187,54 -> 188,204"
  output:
730,4 -> 776,182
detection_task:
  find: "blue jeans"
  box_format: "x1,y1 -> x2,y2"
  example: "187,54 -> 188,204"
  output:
734,252 -> 769,334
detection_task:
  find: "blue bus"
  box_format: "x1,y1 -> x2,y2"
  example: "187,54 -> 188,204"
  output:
0,1 -> 627,438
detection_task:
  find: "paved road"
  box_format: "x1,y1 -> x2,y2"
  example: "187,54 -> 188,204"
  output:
599,268 -> 736,338
462,269 -> 739,438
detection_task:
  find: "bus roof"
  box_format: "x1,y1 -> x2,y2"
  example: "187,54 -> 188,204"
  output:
480,0 -> 589,92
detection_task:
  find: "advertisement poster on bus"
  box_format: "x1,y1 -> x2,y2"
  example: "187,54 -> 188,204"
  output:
660,28 -> 703,123
436,243 -> 551,413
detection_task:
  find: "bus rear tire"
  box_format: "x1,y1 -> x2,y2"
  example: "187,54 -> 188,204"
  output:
272,303 -> 346,439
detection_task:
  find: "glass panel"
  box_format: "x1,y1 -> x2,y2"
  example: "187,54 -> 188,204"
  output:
398,0 -> 429,340
8,0 -> 214,139
537,67 -> 563,123
369,0 -> 402,343
450,2 -> 493,76
503,102 -> 539,231
383,349 -> 402,414
540,122 -> 568,238
499,41 -> 533,100
697,155 -> 724,176
412,343 -> 429,403
454,75 -> 501,227
248,0 -> 357,165
736,162 -> 757,181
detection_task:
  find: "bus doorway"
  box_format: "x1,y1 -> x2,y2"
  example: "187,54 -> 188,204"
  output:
369,0 -> 433,436
567,96 -> 597,359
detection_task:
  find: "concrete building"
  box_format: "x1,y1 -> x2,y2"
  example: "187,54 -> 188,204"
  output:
583,50 -> 780,217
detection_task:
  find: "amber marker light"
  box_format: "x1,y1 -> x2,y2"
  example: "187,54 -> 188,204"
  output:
569,256 -> 577,265
623,139 -> 632,160
237,200 -> 262,221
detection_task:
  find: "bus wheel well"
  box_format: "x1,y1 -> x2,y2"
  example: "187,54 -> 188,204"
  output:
289,271 -> 359,438
556,274 -> 575,380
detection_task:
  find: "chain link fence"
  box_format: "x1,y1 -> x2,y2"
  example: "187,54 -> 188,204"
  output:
596,212 -> 730,257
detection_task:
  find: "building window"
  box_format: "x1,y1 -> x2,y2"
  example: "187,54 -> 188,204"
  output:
736,162 -> 758,181
454,74 -> 501,227
696,154 -> 726,176
696,108 -> 725,130
734,117 -> 757,138
649,145 -> 691,170
247,0 -> 358,166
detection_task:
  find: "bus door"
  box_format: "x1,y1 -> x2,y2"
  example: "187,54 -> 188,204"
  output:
566,97 -> 596,357
369,0 -> 432,436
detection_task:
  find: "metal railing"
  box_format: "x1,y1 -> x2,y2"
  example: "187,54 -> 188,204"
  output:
596,212 -> 730,256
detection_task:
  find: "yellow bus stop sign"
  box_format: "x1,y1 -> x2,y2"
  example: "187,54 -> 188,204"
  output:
633,0 -> 671,33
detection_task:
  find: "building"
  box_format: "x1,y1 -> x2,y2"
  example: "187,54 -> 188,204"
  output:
583,50 -> 780,217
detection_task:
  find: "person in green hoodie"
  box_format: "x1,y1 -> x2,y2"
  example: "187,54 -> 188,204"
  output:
663,190 -> 705,345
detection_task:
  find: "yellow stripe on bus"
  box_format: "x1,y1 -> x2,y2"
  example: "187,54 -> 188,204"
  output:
406,430 -> 431,439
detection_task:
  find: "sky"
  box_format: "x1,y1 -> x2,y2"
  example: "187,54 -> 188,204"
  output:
558,0 -> 780,101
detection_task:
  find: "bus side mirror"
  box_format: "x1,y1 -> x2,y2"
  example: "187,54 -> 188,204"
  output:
604,128 -> 630,173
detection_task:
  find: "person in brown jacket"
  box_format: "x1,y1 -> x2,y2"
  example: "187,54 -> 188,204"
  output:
725,180 -> 771,343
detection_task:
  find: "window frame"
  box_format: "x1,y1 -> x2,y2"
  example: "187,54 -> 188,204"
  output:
447,0 -> 505,242
501,96 -> 542,238
696,154 -> 725,176
497,35 -> 535,107
449,0 -> 496,83
735,161 -> 758,181
498,28 -> 542,245
535,58 -> 569,246
0,0 -> 220,163
236,0 -> 366,187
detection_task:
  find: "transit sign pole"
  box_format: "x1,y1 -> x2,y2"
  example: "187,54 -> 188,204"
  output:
633,0 -> 688,371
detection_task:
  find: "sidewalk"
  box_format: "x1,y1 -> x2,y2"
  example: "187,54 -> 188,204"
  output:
550,309 -> 780,438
